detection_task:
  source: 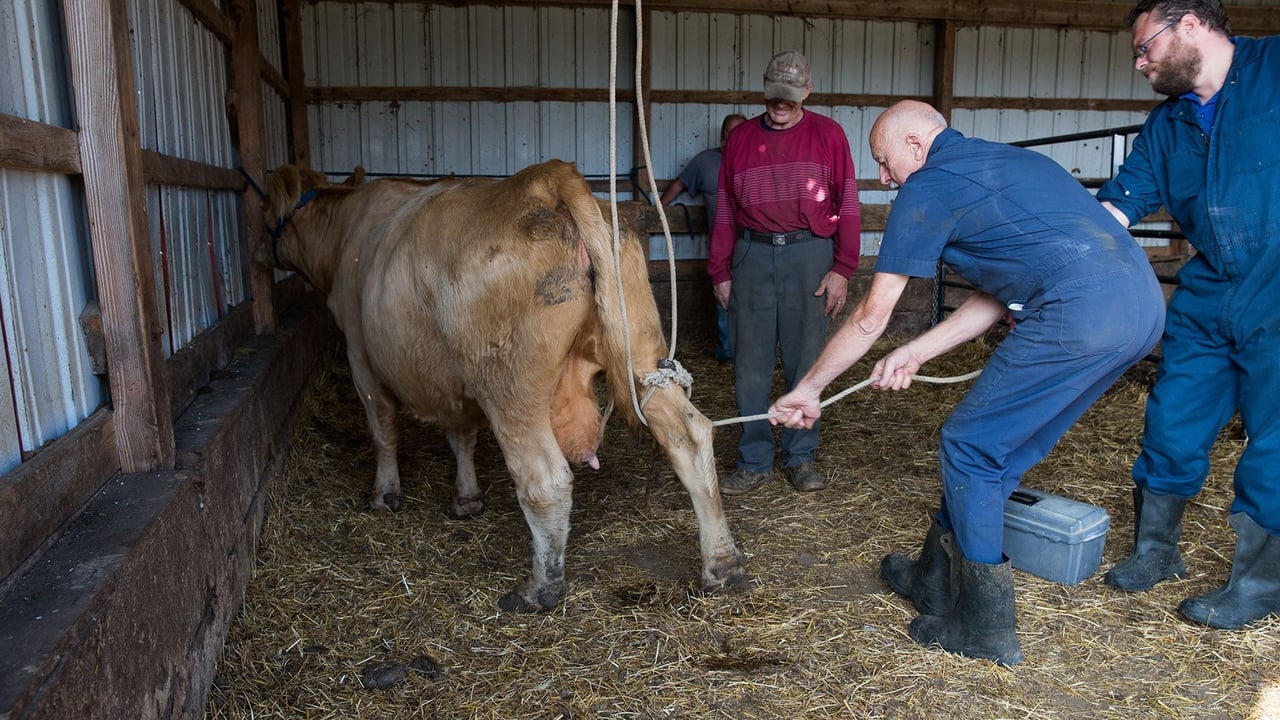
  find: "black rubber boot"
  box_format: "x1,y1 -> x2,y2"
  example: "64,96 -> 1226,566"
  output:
881,519 -> 952,616
1179,513 -> 1280,630
907,534 -> 1024,666
1104,485 -> 1189,591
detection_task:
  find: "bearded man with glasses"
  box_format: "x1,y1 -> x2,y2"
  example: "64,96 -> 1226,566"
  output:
1098,0 -> 1280,630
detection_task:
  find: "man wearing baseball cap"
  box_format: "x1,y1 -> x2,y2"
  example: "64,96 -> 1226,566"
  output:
709,50 -> 862,497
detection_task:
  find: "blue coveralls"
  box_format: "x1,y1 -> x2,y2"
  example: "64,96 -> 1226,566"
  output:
878,129 -> 1166,564
1097,36 -> 1280,537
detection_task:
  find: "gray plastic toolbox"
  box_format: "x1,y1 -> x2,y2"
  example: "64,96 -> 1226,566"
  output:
1002,485 -> 1111,585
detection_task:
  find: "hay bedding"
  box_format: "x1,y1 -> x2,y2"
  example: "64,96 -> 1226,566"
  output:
206,334 -> 1279,720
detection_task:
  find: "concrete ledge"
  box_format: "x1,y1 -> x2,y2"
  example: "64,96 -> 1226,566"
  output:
0,296 -> 338,720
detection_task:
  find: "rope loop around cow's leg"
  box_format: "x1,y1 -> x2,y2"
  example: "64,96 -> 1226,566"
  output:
639,358 -> 694,408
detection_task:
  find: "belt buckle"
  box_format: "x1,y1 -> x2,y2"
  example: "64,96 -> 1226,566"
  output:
771,233 -> 787,246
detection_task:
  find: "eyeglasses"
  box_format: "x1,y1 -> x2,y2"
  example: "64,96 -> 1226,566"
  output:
1133,22 -> 1176,60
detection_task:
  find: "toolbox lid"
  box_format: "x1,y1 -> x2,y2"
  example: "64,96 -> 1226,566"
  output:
1003,486 -> 1111,543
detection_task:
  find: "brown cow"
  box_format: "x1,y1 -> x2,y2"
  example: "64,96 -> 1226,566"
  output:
261,160 -> 747,611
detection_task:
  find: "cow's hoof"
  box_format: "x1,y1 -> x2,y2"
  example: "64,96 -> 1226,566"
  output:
718,571 -> 753,593
702,553 -> 750,594
497,580 -> 566,613
448,493 -> 485,520
693,572 -> 753,598
497,591 -> 544,613
369,492 -> 402,513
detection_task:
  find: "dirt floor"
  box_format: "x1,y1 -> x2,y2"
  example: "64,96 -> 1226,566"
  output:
206,333 -> 1279,720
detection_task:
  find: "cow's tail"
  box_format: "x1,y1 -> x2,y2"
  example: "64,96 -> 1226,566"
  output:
541,161 -> 666,432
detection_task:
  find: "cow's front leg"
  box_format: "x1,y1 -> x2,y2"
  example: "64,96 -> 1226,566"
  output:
348,348 -> 402,512
444,426 -> 484,519
492,437 -> 573,612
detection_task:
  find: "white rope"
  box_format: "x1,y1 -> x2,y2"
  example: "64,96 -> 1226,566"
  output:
605,0 -> 683,428
639,358 -> 694,407
710,369 -> 983,427
607,0 -> 648,427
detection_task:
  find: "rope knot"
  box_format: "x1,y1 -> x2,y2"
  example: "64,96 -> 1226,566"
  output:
639,358 -> 693,407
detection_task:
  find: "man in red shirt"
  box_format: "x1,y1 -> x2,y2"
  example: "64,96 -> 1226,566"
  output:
709,50 -> 862,496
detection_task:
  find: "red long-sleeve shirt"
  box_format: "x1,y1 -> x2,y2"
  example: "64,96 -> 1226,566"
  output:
707,111 -> 861,285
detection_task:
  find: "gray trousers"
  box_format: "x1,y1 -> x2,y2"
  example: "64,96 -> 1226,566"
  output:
728,233 -> 833,473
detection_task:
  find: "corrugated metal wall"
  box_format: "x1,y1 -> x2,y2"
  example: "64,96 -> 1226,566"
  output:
0,0 -> 104,474
303,3 -> 634,180
0,0 -> 261,473
129,0 -> 244,354
260,0 -> 293,170
298,7 -> 1182,258
952,26 -> 1154,171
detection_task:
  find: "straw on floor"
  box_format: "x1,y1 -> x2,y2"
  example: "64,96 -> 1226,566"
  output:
206,333 -> 1279,720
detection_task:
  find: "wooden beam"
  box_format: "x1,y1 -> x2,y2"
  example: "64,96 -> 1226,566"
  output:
0,410 -> 116,596
932,19 -> 956,121
308,86 -> 623,103
262,58 -> 290,99
0,115 -> 248,192
309,85 -> 910,107
0,113 -> 81,175
140,150 -> 246,191
952,96 -> 1157,112
281,0 -> 312,167
230,0 -> 276,333
62,0 -> 175,473
295,1 -> 1280,35
175,0 -> 233,43
308,85 -> 1160,114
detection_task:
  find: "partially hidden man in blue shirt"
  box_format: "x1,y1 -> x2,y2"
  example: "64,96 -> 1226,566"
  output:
1098,0 -> 1280,631
770,101 -> 1165,665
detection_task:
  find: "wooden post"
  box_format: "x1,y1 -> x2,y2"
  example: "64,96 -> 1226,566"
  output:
281,0 -> 312,167
230,0 -> 276,333
932,19 -> 956,122
62,0 -> 174,473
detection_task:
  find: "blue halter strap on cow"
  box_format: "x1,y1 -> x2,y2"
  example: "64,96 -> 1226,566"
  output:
267,188 -> 320,269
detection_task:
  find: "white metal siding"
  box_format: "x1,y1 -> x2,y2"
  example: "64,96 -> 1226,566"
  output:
304,4 -> 634,180
0,0 -> 105,473
128,0 -> 242,355
258,0 -> 283,75
263,84 -> 291,170
952,26 -> 1157,177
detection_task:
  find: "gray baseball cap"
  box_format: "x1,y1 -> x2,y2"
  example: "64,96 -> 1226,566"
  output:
763,50 -> 811,103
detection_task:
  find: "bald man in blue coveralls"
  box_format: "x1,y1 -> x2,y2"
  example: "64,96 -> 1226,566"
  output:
771,100 -> 1166,665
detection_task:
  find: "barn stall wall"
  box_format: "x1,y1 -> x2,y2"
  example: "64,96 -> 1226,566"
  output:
3,1 -> 1280,718
294,2 -> 1214,339
0,0 -> 326,716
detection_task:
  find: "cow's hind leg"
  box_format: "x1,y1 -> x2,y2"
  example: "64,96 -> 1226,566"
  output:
444,426 -> 485,519
347,348 -> 403,512
643,386 -> 749,593
489,428 -> 573,612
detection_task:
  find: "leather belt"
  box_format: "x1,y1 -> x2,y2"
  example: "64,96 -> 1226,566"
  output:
744,229 -> 817,245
